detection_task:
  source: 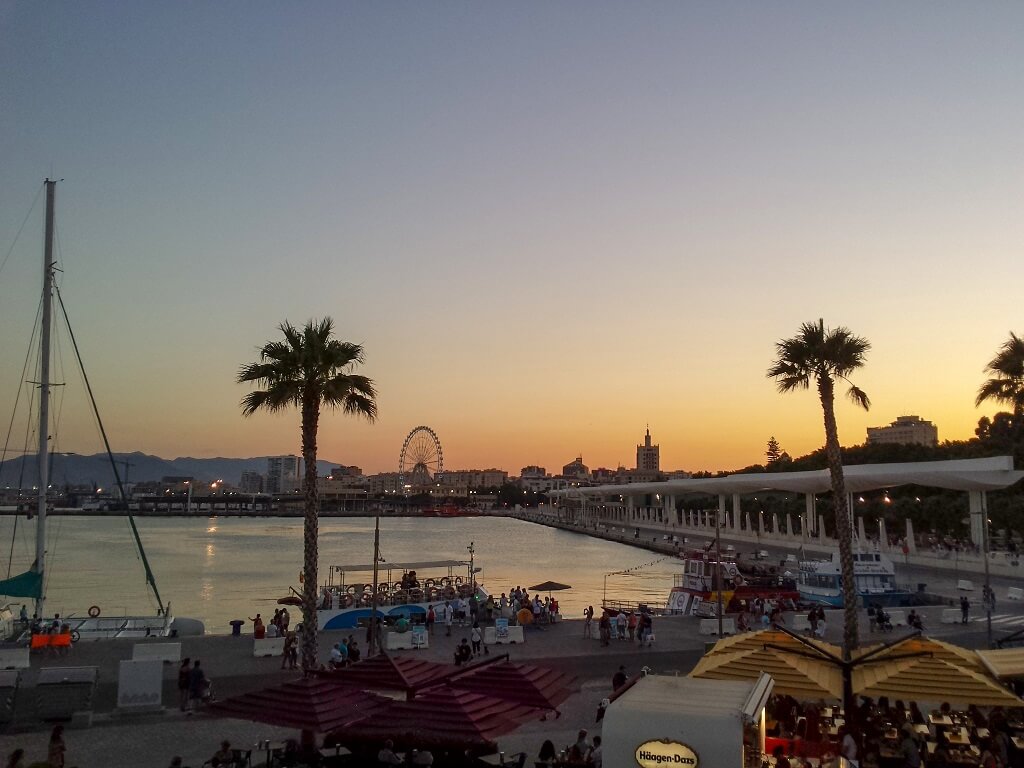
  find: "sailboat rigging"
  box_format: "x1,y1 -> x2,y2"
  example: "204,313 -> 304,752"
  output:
0,180 -> 188,640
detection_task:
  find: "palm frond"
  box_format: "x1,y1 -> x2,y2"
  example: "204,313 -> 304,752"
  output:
846,383 -> 871,411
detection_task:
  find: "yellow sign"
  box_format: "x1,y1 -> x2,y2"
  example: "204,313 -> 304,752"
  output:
635,739 -> 699,767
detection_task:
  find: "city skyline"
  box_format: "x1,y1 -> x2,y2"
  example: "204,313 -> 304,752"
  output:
2,4 -> 1022,476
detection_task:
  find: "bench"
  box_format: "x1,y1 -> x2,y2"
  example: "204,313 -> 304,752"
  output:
131,642 -> 181,663
699,618 -> 736,636
0,647 -> 30,670
484,626 -> 524,645
253,637 -> 286,657
941,609 -> 961,624
956,579 -> 974,591
1008,587 -> 1024,601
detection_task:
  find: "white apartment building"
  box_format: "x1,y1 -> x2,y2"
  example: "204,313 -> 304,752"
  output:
866,415 -> 939,447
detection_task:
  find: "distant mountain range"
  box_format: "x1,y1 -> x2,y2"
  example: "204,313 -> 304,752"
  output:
0,451 -> 341,488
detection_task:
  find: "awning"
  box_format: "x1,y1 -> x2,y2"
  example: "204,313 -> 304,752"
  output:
690,646 -> 843,700
976,647 -> 1024,680
318,654 -> 454,697
854,636 -> 985,673
853,656 -> 1023,707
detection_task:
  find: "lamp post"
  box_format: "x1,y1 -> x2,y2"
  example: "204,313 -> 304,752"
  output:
982,495 -> 993,648
716,506 -> 724,637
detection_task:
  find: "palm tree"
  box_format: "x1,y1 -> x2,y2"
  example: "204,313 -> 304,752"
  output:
238,318 -> 377,671
767,319 -> 870,662
976,332 -> 1024,443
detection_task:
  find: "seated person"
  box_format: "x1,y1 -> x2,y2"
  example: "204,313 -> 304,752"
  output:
211,741 -> 233,767
537,740 -> 557,765
265,621 -> 280,638
410,749 -> 433,766
772,745 -> 792,768
454,638 -> 472,665
377,739 -> 402,766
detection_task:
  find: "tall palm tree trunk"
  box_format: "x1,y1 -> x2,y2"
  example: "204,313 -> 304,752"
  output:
817,376 -> 859,653
300,395 -> 321,673
817,375 -> 859,725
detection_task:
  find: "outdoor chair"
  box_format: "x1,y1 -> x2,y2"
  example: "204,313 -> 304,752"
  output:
500,753 -> 526,768
232,749 -> 252,768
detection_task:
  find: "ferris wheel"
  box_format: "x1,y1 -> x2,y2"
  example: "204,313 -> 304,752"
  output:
398,425 -> 444,490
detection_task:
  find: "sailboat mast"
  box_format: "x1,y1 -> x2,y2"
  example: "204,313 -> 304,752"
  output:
35,179 -> 57,618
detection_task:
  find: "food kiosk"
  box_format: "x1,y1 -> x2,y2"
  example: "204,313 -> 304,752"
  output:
602,673 -> 774,768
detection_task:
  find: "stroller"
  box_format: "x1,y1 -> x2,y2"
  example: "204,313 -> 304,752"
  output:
873,609 -> 893,632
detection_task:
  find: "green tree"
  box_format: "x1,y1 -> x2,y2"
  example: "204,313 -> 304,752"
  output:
767,319 -> 870,663
766,436 -> 783,464
238,319 -> 377,671
976,332 -> 1024,444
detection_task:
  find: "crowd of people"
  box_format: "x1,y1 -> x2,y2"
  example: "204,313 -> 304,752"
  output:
592,607 -> 654,647
536,730 -> 603,766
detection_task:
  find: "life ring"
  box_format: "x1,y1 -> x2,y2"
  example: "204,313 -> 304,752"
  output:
378,583 -> 389,592
424,578 -> 436,588
440,577 -> 452,587
454,576 -> 464,586
442,587 -> 456,600
346,585 -> 357,595
88,605 -> 101,618
733,576 -> 744,588
393,582 -> 404,591
70,630 -> 80,643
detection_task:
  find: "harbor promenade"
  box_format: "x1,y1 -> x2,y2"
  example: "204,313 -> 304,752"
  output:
2,594 -> 1020,767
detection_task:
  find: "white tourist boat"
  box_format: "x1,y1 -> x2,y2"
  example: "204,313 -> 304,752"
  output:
0,181 -> 201,642
797,549 -> 911,608
307,557 -> 489,630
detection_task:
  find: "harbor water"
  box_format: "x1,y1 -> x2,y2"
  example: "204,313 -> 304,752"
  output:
0,515 -> 685,633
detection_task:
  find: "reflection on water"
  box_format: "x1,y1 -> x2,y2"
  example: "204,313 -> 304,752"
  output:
8,516 -> 685,632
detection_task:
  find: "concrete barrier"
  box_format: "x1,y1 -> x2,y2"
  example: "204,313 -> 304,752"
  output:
956,579 -> 974,591
699,618 -> 736,636
791,615 -> 811,632
1008,587 -> 1024,601
483,626 -> 524,645
253,637 -> 285,657
941,609 -> 961,624
0,647 -> 29,670
385,631 -> 429,651
131,642 -> 181,663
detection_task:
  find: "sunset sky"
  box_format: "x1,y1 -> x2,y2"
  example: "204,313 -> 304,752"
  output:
1,3 -> 1022,477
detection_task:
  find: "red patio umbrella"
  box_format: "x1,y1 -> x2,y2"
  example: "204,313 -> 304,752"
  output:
444,660 -> 577,712
327,687 -> 540,756
317,653 -> 455,699
209,677 -> 392,733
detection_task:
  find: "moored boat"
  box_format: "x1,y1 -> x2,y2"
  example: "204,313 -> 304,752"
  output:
797,549 -> 912,608
665,549 -> 799,616
316,557 -> 488,630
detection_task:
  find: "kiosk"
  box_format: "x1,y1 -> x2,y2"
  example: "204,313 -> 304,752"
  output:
602,673 -> 773,768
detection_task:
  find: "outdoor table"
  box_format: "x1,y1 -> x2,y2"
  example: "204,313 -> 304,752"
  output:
1012,736 -> 1024,750
254,740 -> 286,767
913,724 -> 929,736
929,714 -> 953,726
974,727 -> 990,738
946,728 -> 971,746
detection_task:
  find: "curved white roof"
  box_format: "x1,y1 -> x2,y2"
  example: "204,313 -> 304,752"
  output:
550,456 -> 1022,498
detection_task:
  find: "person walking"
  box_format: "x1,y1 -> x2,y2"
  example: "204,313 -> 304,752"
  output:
960,595 -> 970,624
177,657 -> 191,711
612,665 -> 627,691
444,601 -> 454,637
470,622 -> 482,654
188,660 -> 208,710
426,605 -> 436,636
584,606 -> 594,638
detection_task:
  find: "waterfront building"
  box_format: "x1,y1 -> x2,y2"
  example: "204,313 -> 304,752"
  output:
239,471 -> 263,494
866,415 -> 938,446
636,427 -> 660,471
368,472 -> 400,495
520,465 -> 546,478
266,455 -> 301,493
440,469 -> 509,489
331,465 -> 363,479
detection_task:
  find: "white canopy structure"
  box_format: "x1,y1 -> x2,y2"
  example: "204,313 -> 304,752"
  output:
549,456 -> 1022,499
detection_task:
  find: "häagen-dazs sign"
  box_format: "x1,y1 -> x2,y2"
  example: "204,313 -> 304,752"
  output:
635,739 -> 699,767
